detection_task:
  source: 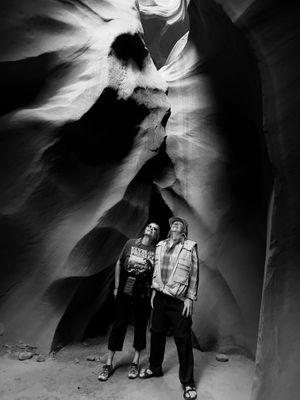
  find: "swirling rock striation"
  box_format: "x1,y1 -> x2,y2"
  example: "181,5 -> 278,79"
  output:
0,0 -> 169,351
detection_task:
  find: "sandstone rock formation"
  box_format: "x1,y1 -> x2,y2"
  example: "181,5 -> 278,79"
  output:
0,0 -> 169,351
142,1 -> 300,399
0,1 -> 299,399
143,0 -> 269,356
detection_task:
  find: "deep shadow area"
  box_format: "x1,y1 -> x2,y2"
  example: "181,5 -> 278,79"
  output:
50,140 -> 174,348
49,87 -> 150,166
189,0 -> 273,220
82,143 -> 174,340
145,138 -> 174,238
110,33 -> 149,70
147,185 -> 173,240
51,266 -> 115,352
84,287 -> 117,338
0,53 -> 51,117
83,186 -> 173,340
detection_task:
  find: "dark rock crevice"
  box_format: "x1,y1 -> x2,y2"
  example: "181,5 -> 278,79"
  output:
45,87 -> 150,167
110,33 -> 149,70
48,141 -> 173,349
0,53 -> 52,117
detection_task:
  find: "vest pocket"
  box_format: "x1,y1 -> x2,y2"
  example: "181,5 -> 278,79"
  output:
176,263 -> 190,279
171,265 -> 189,297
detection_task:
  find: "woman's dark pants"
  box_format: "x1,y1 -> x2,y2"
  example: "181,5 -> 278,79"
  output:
108,293 -> 150,352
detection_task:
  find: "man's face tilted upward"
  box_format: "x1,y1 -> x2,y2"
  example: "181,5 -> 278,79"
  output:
170,221 -> 184,235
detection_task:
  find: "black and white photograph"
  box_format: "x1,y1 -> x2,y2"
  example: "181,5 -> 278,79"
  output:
0,0 -> 299,399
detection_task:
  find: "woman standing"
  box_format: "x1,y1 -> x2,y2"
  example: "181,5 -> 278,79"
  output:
98,222 -> 160,381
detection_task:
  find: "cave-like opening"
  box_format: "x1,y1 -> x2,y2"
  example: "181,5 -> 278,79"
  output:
50,141 -> 174,350
50,186 -> 174,350
83,185 -> 173,342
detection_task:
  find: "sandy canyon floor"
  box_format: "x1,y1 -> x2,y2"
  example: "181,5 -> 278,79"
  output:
0,327 -> 254,400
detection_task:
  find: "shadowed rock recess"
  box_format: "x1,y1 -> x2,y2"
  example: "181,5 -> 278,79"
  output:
0,1 -> 299,399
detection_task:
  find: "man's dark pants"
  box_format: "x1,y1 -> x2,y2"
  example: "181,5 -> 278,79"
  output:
149,291 -> 194,386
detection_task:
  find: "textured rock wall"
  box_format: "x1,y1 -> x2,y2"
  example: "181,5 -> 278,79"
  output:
0,7 -> 299,400
207,0 -> 300,398
143,0 -> 270,355
0,0 -> 169,351
235,1 -> 300,399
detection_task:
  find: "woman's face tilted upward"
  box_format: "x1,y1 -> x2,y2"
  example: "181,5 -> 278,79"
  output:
144,223 -> 160,242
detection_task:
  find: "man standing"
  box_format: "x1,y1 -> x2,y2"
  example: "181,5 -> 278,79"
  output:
139,217 -> 199,400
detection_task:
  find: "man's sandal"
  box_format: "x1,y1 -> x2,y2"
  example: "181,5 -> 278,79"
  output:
98,364 -> 114,381
139,367 -> 163,379
183,385 -> 197,400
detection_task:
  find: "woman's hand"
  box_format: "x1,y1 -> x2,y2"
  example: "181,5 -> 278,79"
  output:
113,288 -> 118,298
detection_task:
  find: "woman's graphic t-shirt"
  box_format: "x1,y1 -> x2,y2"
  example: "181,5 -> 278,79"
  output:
119,238 -> 155,297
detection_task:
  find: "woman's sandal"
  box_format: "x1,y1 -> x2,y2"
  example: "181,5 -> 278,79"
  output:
183,385 -> 197,399
128,362 -> 139,379
139,367 -> 163,379
98,364 -> 114,381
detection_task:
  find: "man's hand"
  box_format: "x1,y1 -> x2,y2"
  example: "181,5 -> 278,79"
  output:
182,298 -> 193,317
113,288 -> 118,298
150,290 -> 156,308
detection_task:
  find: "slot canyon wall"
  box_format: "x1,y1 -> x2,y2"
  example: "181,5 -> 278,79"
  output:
0,1 -> 299,399
0,0 -> 170,352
